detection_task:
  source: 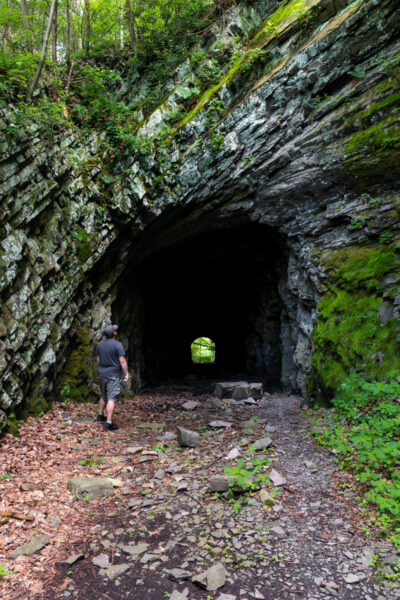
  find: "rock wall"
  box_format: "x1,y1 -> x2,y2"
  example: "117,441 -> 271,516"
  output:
1,0 -> 400,431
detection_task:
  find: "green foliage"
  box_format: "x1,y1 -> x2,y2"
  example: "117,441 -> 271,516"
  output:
0,472 -> 12,480
210,133 -> 225,151
80,458 -> 102,466
222,448 -> 272,513
309,373 -> 400,561
0,564 -> 12,577
191,337 -> 215,363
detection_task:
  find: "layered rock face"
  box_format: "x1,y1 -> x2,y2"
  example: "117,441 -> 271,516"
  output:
1,0 -> 399,431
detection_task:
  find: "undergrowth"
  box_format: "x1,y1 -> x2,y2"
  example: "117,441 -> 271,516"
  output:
307,373 -> 400,579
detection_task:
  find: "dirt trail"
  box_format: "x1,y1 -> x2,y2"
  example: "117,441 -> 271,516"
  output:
0,388 -> 398,599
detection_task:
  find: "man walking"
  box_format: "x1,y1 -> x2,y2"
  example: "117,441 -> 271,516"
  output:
96,324 -> 129,431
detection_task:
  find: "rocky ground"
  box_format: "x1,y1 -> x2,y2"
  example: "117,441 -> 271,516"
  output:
0,385 -> 398,600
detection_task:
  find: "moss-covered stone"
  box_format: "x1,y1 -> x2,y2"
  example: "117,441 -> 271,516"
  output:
309,244 -> 400,400
59,326 -> 93,403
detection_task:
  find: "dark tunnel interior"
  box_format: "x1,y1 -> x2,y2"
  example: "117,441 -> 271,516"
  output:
113,223 -> 288,386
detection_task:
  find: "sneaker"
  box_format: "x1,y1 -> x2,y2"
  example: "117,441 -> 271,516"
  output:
105,422 -> 119,431
96,414 -> 107,422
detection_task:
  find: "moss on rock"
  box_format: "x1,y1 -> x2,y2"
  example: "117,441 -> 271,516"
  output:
309,244 -> 400,400
59,326 -> 93,403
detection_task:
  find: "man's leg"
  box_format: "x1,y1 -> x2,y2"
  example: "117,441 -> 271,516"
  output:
98,396 -> 106,415
104,378 -> 120,430
97,380 -> 107,422
106,399 -> 115,422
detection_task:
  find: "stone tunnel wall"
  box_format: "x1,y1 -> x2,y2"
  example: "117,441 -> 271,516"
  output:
1,0 -> 400,431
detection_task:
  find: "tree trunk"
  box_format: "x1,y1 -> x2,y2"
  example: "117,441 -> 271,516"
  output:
70,0 -> 78,53
51,0 -> 58,62
125,0 -> 136,52
28,0 -> 58,96
65,0 -> 70,64
20,0 -> 31,51
84,0 -> 90,56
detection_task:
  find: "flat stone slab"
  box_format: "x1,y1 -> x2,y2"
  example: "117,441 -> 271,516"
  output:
67,477 -> 114,500
209,420 -> 232,428
170,590 -> 189,600
136,422 -> 165,430
124,446 -> 143,455
64,553 -> 85,565
166,567 -> 192,581
214,381 -> 263,400
20,482 -> 42,491
158,432 -> 177,441
177,426 -> 200,448
121,542 -> 149,557
181,401 -> 199,411
92,553 -> 109,568
344,573 -> 363,583
72,415 -> 94,424
214,381 -> 248,399
8,534 -> 50,559
99,563 -> 130,580
192,562 -> 227,591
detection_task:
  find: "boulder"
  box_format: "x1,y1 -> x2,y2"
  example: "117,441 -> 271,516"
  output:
177,426 -> 200,448
67,477 -> 114,500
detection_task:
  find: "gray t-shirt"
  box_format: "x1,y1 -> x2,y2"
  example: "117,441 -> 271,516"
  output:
96,338 -> 125,379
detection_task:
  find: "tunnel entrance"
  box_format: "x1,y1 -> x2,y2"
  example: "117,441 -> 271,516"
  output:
112,223 -> 288,387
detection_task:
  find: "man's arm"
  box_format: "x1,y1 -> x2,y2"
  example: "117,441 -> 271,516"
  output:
119,356 -> 129,382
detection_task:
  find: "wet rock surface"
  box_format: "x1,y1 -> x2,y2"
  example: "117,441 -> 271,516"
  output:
1,0 -> 400,429
1,389 -> 396,600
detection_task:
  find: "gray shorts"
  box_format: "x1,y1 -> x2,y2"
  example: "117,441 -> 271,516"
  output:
99,377 -> 121,403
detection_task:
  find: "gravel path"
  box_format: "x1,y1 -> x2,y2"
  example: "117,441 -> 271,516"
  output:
3,389 -> 398,599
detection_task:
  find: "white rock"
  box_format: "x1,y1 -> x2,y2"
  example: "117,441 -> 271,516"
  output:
269,469 -> 287,486
344,573 -> 362,584
92,553 -> 109,568
225,447 -> 240,460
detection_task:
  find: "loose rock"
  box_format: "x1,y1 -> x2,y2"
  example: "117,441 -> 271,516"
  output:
177,426 -> 200,448
192,562 -> 227,591
269,469 -> 287,486
252,436 -> 272,450
99,563 -> 130,580
67,477 -> 114,500
8,534 -> 51,559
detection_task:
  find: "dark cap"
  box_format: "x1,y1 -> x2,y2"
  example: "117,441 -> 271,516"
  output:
103,324 -> 118,338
